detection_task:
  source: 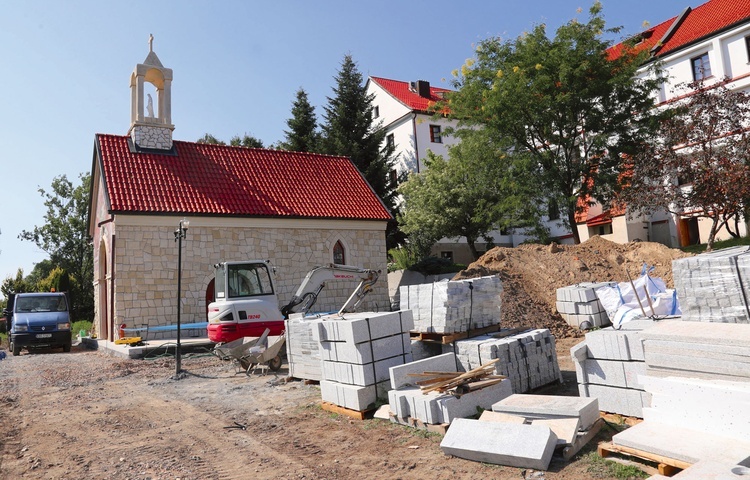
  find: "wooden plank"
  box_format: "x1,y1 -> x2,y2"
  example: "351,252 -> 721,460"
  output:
320,401 -> 371,420
421,359 -> 499,393
562,418 -> 603,461
410,324 -> 522,344
598,441 -> 692,471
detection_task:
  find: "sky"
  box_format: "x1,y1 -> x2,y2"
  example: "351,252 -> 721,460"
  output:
0,0 -> 700,287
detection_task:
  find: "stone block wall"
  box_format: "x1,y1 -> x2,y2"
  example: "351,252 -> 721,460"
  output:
112,224 -> 389,330
130,124 -> 173,150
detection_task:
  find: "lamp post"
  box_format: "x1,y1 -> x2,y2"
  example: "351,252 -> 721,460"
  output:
174,218 -> 189,376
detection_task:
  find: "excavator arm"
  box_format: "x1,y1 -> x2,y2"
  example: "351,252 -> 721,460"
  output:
280,264 -> 380,318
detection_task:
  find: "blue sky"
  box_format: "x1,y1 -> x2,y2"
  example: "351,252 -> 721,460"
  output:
0,0 -> 697,288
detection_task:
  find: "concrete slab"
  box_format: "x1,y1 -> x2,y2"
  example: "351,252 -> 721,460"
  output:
478,411 -> 526,424
613,421 -> 750,465
389,378 -> 513,425
320,379 -> 389,412
642,320 -> 750,348
578,383 -> 649,418
315,311 -> 414,344
640,375 -> 750,442
579,358 -> 646,389
84,336 -> 215,359
668,459 -> 750,479
531,417 -> 580,445
491,394 -> 599,430
440,418 -> 558,470
322,353 -> 411,387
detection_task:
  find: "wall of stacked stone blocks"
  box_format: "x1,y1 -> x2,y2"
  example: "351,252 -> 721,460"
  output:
108,224 -> 389,336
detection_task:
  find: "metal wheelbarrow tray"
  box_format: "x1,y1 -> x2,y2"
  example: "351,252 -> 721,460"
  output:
213,328 -> 286,374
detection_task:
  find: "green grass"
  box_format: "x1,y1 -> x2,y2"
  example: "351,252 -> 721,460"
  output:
581,451 -> 649,479
72,320 -> 93,337
681,235 -> 750,254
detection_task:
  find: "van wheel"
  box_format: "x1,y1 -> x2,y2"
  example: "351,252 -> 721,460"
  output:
63,342 -> 71,353
11,339 -> 21,356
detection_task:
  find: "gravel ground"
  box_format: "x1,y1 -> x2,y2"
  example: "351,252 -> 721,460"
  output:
0,338 -> 628,480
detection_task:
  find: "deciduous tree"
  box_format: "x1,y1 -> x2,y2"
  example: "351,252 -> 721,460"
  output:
230,133 -> 264,148
19,173 -> 93,320
621,80 -> 750,251
443,2 -> 664,243
398,130 -> 543,260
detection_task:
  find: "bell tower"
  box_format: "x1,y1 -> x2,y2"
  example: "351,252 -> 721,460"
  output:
128,34 -> 174,150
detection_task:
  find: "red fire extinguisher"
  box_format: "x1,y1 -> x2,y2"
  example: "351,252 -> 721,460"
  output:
119,323 -> 127,338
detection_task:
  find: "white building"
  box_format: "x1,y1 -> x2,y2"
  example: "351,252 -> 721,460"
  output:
578,0 -> 750,247
368,76 -> 571,264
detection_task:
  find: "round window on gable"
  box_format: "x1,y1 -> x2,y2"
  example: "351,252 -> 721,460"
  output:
333,240 -> 346,265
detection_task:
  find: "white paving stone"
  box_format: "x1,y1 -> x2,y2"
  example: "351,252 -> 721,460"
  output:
491,394 -> 599,430
440,419 -> 558,470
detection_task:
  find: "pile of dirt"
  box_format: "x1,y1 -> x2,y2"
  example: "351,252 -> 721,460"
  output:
453,236 -> 693,339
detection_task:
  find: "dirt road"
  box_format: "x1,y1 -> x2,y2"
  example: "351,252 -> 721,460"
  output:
0,338 -> 625,480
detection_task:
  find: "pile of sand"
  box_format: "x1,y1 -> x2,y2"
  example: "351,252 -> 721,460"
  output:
454,236 -> 693,338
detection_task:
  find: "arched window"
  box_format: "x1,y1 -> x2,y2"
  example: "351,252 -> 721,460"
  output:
333,240 -> 346,265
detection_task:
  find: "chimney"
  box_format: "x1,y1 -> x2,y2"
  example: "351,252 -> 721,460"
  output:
416,80 -> 431,98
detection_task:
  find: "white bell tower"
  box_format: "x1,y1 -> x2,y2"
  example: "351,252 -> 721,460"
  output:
128,34 -> 174,150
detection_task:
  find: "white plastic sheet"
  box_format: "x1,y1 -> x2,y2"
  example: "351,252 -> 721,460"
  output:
595,265 -> 681,328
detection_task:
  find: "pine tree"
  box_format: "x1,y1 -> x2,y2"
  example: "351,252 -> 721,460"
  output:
282,88 -> 320,152
321,55 -> 396,212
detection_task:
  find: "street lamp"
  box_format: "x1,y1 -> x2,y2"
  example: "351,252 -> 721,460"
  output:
174,218 -> 189,377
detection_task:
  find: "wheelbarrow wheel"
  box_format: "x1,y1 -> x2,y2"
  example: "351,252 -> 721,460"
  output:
268,355 -> 283,372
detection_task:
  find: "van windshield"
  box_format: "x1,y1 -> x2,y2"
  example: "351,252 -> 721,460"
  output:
15,296 -> 68,313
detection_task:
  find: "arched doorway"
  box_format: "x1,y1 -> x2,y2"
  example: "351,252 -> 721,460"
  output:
205,278 -> 215,320
98,241 -> 109,340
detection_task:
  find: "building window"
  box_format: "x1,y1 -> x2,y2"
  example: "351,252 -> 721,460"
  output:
691,53 -> 712,81
430,125 -> 442,143
373,106 -> 380,119
389,169 -> 398,186
386,133 -> 395,150
548,199 -> 560,221
746,36 -> 750,63
333,240 -> 346,265
441,251 -> 453,262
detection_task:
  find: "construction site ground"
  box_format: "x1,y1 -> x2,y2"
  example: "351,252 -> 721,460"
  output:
0,237 -> 692,479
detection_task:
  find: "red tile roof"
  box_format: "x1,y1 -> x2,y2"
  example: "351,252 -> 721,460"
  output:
369,76 -> 452,113
95,134 -> 392,221
609,0 -> 750,60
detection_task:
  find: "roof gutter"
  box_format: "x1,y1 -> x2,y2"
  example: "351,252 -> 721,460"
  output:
412,113 -> 420,173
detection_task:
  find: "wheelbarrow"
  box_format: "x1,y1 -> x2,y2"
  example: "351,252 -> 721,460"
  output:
213,328 -> 286,375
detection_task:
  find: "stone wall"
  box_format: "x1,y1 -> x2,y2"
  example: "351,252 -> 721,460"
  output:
112,224 -> 389,330
130,124 -> 173,150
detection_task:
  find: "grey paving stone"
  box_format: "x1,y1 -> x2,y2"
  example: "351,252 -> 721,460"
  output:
440,418 -> 558,470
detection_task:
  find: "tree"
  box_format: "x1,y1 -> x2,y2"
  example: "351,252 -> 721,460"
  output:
398,129 -> 543,260
321,55 -> 397,213
282,88 -> 320,152
1,269 -> 32,302
19,173 -> 93,320
230,133 -> 264,148
199,133 -> 264,148
443,2 -> 664,244
197,133 -> 225,145
621,80 -> 750,251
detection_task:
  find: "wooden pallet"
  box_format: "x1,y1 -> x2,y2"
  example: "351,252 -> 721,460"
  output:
411,326 -> 527,344
320,401 -> 373,420
598,441 -> 691,476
